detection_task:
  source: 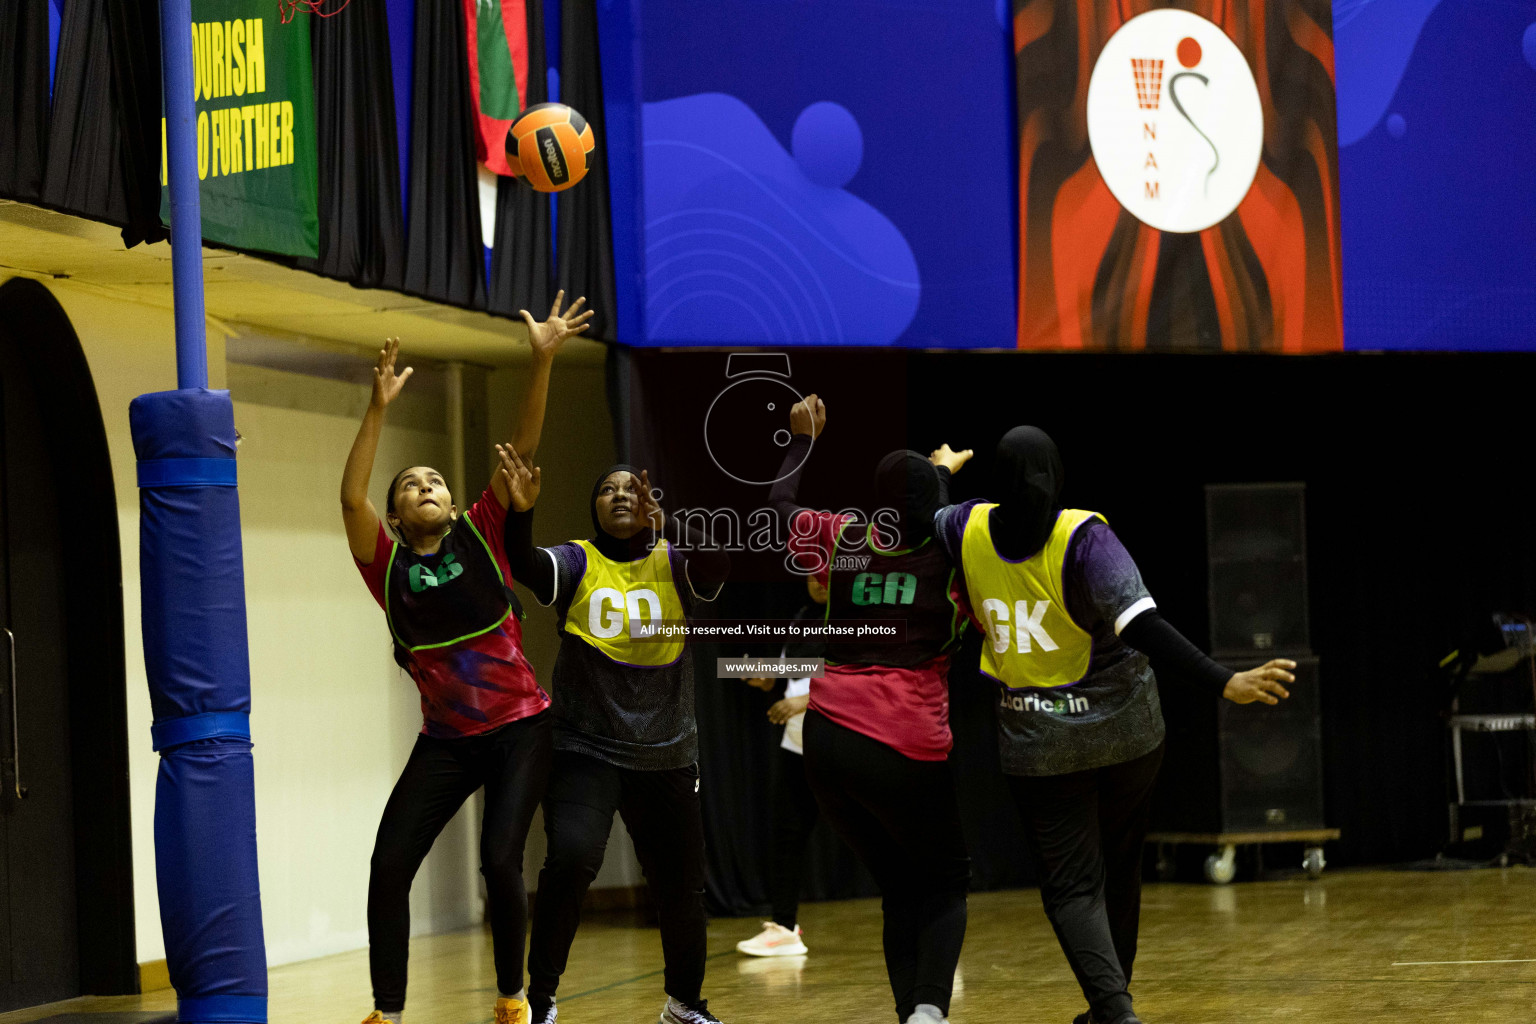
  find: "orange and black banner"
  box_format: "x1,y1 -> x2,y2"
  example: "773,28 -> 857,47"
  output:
1014,0 -> 1341,351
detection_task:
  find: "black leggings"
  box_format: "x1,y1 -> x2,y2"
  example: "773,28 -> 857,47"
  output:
802,710 -> 971,1022
527,750 -> 709,1005
368,712 -> 552,1013
1008,743 -> 1164,1023
769,746 -> 820,929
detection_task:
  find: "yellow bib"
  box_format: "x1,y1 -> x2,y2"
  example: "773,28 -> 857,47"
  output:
563,539 -> 688,666
960,506 -> 1103,689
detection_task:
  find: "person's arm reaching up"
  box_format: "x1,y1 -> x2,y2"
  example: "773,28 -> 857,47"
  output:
496,444 -> 558,606
507,290 -> 595,459
767,393 -> 826,531
341,338 -> 412,563
633,468 -> 731,599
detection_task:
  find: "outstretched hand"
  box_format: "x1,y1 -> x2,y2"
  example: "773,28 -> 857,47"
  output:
1223,659 -> 1296,705
930,444 -> 974,474
790,393 -> 826,438
495,444 -> 542,512
636,469 -> 665,534
371,337 -> 413,410
520,290 -> 595,360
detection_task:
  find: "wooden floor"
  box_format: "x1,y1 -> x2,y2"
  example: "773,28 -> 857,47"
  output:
9,868 -> 1536,1023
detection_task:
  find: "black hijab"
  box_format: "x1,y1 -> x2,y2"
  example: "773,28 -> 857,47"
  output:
873,449 -> 943,547
989,426 -> 1064,560
590,464 -> 657,561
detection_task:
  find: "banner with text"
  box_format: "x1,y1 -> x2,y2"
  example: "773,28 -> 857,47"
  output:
160,3 -> 319,258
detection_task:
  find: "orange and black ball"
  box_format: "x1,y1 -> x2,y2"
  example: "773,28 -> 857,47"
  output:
505,103 -> 596,193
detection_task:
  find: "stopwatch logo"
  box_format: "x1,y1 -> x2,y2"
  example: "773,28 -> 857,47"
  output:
703,353 -> 814,486
1087,9 -> 1263,235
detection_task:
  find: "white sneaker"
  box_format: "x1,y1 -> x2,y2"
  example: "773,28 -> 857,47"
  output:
735,921 -> 808,957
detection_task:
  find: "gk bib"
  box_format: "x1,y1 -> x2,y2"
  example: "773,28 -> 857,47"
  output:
961,506 -> 1102,689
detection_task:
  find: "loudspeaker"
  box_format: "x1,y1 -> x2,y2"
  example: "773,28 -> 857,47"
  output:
1216,655 -> 1325,830
1206,483 -> 1310,657
1154,655 -> 1326,833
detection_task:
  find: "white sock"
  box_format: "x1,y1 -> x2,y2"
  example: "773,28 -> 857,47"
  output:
381,1012 -> 403,1024
498,989 -> 527,1001
906,1005 -> 945,1024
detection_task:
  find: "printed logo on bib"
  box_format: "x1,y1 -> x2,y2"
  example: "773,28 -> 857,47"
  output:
587,586 -> 666,640
850,572 -> 917,607
408,554 -> 466,593
1000,691 -> 1090,715
1086,9 -> 1263,234
982,598 -> 1060,654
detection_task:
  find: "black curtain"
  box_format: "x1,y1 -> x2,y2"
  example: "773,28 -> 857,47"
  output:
555,0 -> 616,341
403,0 -> 486,309
0,0 -> 50,202
612,346 -> 1536,913
40,0 -> 162,245
299,0 -> 406,290
43,0 -> 129,224
608,348 -> 1034,916
103,0 -> 165,247
487,0 -> 554,317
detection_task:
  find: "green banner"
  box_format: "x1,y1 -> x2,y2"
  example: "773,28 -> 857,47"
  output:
160,5 -> 319,258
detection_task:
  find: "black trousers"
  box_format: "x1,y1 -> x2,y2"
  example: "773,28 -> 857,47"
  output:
802,710 -> 971,1022
1008,743 -> 1164,1023
368,712 -> 552,1013
769,746 -> 820,929
527,750 -> 709,1005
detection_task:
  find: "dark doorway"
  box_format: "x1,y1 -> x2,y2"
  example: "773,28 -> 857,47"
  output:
0,278 -> 137,1007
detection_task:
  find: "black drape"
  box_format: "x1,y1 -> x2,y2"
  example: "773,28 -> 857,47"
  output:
693,583 -> 882,917
555,0 -> 616,341
103,0 -> 165,247
40,0 -> 163,245
487,0 -> 554,317
299,0 -> 406,290
0,0 -> 50,202
43,0 -> 128,224
610,346 -> 1536,910
403,0 -> 487,309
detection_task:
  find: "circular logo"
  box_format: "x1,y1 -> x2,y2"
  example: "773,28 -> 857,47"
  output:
1087,10 -> 1263,234
704,376 -> 813,485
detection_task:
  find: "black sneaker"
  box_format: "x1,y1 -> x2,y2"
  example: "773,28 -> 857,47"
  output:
659,997 -> 723,1024
530,997 -> 556,1024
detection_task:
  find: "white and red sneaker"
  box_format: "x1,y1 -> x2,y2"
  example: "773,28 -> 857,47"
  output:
734,921 -> 808,957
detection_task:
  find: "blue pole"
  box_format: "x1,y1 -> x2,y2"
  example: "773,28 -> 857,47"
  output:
159,0 -> 208,390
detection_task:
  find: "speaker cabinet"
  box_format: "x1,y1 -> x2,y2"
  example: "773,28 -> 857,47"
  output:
1206,483 -> 1309,657
1155,655 -> 1325,833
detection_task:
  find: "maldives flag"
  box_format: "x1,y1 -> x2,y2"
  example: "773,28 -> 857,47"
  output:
464,0 -> 528,176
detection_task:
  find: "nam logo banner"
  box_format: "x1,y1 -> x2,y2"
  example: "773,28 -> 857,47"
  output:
160,2 -> 318,258
1014,1 -> 1341,351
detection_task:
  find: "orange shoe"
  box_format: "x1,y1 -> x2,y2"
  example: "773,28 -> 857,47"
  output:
495,995 -> 532,1024
360,1013 -> 390,1024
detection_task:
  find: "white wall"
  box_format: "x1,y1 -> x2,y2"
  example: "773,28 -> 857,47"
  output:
44,280 -> 629,973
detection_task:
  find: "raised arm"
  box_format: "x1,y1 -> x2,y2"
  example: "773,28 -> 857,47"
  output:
508,290 -> 595,458
635,469 -> 731,597
767,393 -> 827,531
341,338 -> 413,563
495,444 -> 558,605
928,443 -> 974,510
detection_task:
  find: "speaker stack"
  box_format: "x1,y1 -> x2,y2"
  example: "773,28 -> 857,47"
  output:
1155,483 -> 1327,837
